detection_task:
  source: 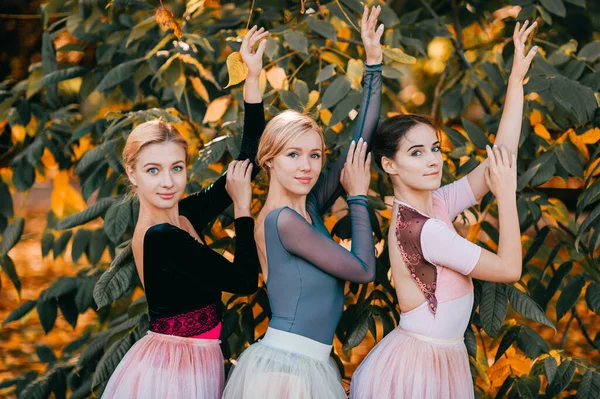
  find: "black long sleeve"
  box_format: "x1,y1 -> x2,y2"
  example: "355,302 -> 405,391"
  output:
178,102 -> 266,233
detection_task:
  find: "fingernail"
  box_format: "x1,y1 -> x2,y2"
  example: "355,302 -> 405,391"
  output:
533,46 -> 538,51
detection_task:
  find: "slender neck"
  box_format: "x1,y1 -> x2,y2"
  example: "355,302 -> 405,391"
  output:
137,199 -> 181,228
392,183 -> 435,218
264,179 -> 309,220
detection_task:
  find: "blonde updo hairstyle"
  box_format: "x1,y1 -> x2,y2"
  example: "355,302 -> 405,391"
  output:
122,120 -> 188,186
256,110 -> 325,177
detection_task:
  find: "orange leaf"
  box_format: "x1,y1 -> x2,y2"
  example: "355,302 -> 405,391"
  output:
155,6 -> 181,39
534,124 -> 551,140
529,109 -> 543,126
203,95 -> 231,124
11,125 -> 26,144
224,52 -> 248,88
266,66 -> 288,91
189,76 -> 210,102
346,59 -> 363,90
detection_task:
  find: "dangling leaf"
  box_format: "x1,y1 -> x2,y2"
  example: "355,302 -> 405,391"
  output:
382,46 -> 417,64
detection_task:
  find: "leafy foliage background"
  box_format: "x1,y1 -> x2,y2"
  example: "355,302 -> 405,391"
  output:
1,0 -> 600,397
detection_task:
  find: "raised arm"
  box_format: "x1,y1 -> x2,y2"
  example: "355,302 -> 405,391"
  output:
310,6 -> 383,214
468,21 -> 538,201
179,27 -> 268,232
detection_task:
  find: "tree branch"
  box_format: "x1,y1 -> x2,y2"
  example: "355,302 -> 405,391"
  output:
561,310 -> 575,349
573,308 -> 600,351
431,50 -> 456,120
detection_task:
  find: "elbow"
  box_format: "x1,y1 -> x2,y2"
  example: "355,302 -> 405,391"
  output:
502,261 -> 522,283
355,265 -> 376,284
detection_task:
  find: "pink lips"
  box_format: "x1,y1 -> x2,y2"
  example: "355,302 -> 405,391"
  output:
158,193 -> 175,200
424,171 -> 440,177
295,177 -> 313,184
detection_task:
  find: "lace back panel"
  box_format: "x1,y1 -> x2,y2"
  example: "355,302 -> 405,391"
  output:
395,203 -> 438,314
150,303 -> 220,337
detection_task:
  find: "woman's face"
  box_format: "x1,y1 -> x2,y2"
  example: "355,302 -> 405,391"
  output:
127,142 -> 187,210
386,124 -> 443,192
269,130 -> 323,197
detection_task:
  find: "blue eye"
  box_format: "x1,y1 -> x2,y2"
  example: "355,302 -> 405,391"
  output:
432,146 -> 441,152
411,151 -> 422,157
148,167 -> 158,174
173,165 -> 184,172
288,152 -> 298,158
311,153 -> 321,159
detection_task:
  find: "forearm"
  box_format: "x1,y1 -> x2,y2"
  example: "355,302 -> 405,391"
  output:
347,196 -> 376,282
243,75 -> 261,104
494,77 -> 525,153
496,195 -> 522,279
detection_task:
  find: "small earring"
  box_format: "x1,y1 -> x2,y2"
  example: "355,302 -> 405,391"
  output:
133,183 -> 138,187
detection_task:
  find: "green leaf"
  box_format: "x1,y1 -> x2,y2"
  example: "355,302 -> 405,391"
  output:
480,282 -> 508,337
556,274 -> 585,321
585,282 -> 600,314
63,330 -> 92,354
523,225 -> 549,265
329,90 -> 361,127
540,0 -> 566,17
556,140 -> 584,178
546,359 -> 576,397
577,370 -> 600,399
462,118 -> 490,149
0,180 -> 14,218
544,355 -> 558,384
321,76 -> 351,109
564,0 -> 585,6
193,134 -> 230,174
126,15 -> 156,47
56,197 -> 115,230
39,66 -> 87,89
506,285 -> 555,330
71,229 -> 91,262
517,325 -> 549,358
316,64 -> 336,84
37,299 -> 58,334
41,277 -> 79,301
495,325 -> 520,361
543,261 -> 573,308
103,199 -> 132,244
74,138 -> 120,175
41,31 -> 58,106
0,255 -> 21,295
495,375 -> 515,399
284,30 -> 308,53
1,216 -> 25,255
58,292 -> 79,329
96,58 -> 145,92
75,277 -> 96,313
93,256 -> 136,308
377,2 -> 400,27
89,229 -> 109,264
464,326 -> 477,358
343,309 -> 370,350
2,299 -> 36,326
280,90 -> 303,111
306,16 -> 337,42
293,79 -> 309,105
53,230 -> 73,259
41,232 -> 54,257
518,152 -> 555,191
578,41 -> 600,62
35,344 -> 57,364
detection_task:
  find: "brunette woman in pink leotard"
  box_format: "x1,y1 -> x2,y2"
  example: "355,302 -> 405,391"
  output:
350,21 -> 538,399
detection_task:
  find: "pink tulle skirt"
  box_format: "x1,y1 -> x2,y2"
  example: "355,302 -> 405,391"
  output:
101,331 -> 224,399
350,328 -> 474,399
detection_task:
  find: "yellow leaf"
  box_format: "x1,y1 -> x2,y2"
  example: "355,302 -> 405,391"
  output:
26,117 -> 38,137
203,95 -> 231,124
189,76 -> 210,102
224,52 -> 248,88
41,148 -> 58,170
72,137 -> 91,161
320,51 -> 346,69
320,109 -> 332,125
324,215 -> 338,232
585,158 -> 600,180
266,66 -> 288,91
467,223 -> 481,242
11,125 -> 26,144
382,46 -> 417,64
307,90 -> 319,110
346,59 -> 363,90
568,129 -> 590,160
534,124 -> 551,140
529,109 -> 543,126
171,20 -> 182,40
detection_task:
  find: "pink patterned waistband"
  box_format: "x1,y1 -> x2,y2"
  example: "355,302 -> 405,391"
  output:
150,304 -> 220,338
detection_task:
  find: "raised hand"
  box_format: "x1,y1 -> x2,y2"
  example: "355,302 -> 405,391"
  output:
510,20 -> 538,83
361,6 -> 384,65
484,145 -> 517,200
341,138 -> 372,197
241,25 -> 269,79
226,159 -> 253,218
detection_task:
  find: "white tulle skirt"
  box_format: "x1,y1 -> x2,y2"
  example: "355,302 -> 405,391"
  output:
350,328 -> 474,399
223,328 -> 346,399
101,331 -> 224,399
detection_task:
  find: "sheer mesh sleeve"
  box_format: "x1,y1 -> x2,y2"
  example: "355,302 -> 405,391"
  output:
274,196 -> 376,283
149,217 -> 259,294
310,64 -> 382,214
179,101 -> 265,232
